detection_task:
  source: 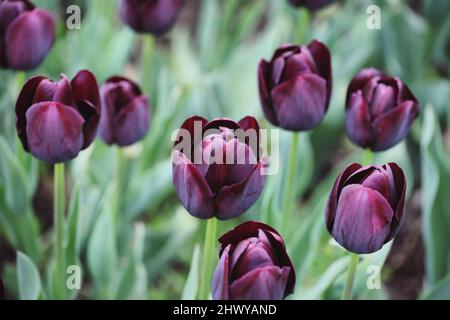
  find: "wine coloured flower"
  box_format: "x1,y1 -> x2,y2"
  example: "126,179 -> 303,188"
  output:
15,70 -> 100,163
258,40 -> 332,131
212,221 -> 296,300
325,162 -> 406,254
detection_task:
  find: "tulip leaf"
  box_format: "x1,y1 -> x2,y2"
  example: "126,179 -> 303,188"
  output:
17,251 -> 41,300
422,274 -> 450,300
182,244 -> 201,300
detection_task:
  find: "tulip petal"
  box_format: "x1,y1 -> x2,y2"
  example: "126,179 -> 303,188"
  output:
332,184 -> 394,254
0,0 -> 32,36
71,70 -> 100,109
172,151 -> 215,219
271,73 -> 327,131
173,115 -> 208,149
345,90 -> 374,149
229,266 -> 290,300
385,163 -> 406,241
308,39 -> 332,104
258,59 -> 278,126
238,116 -> 260,159
77,100 -> 100,149
25,102 -> 84,163
214,162 -> 265,220
346,68 -> 383,104
211,244 -> 231,300
5,9 -> 55,70
371,100 -> 419,151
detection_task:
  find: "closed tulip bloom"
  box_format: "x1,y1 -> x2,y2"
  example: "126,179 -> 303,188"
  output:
288,0 -> 336,11
172,116 -> 265,220
15,70 -> 100,163
325,162 -> 406,254
99,76 -> 150,146
345,68 -> 419,151
120,0 -> 184,36
258,40 -> 332,131
0,0 -> 55,70
212,221 -> 296,300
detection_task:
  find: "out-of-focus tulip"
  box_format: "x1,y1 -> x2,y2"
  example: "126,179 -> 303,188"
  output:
172,116 -> 265,220
120,0 -> 184,36
325,162 -> 406,254
15,70 -> 100,163
258,40 -> 332,131
0,0 -> 55,70
345,68 -> 419,151
211,221 -> 296,300
288,0 -> 337,11
99,76 -> 150,146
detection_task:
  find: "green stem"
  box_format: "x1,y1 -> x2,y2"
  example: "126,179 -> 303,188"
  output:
141,35 -> 155,91
112,147 -> 125,228
53,163 -> 66,299
281,132 -> 300,236
16,71 -> 26,91
341,253 -> 359,300
295,8 -> 310,44
198,218 -> 218,300
363,148 -> 373,166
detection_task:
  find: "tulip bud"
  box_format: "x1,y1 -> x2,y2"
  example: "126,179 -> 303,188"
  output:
99,76 -> 150,146
172,116 -> 265,220
325,162 -> 406,254
120,0 -> 184,36
0,0 -> 55,70
258,40 -> 332,131
15,70 -> 100,163
345,68 -> 419,151
212,221 -> 296,300
288,0 -> 336,11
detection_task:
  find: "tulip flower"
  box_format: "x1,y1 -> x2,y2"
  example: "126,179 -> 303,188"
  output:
15,70 -> 100,163
120,0 -> 184,36
325,162 -> 406,254
172,116 -> 265,220
258,40 -> 332,131
99,76 -> 150,146
288,0 -> 336,11
211,221 -> 296,300
0,0 -> 55,70
345,68 -> 419,152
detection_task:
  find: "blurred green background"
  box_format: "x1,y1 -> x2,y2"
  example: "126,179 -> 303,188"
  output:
0,0 -> 449,300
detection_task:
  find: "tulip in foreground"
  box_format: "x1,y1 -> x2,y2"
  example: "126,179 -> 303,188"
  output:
325,162 -> 406,254
345,68 -> 419,151
258,40 -> 332,131
288,0 -> 336,11
120,0 -> 184,36
211,221 -> 296,300
0,0 -> 55,70
172,116 -> 265,220
15,70 -> 100,163
100,76 -> 151,146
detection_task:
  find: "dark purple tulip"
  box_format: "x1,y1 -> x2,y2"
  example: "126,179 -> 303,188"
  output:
212,221 -> 296,300
258,40 -> 332,131
120,0 -> 184,36
325,162 -> 406,254
99,76 -> 150,146
0,0 -> 55,70
172,116 -> 265,220
345,68 -> 419,152
288,0 -> 337,11
15,70 -> 100,164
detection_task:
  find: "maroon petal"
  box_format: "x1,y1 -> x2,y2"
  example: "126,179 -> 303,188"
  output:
332,184 -> 394,254
229,266 -> 291,300
172,151 -> 215,219
71,70 -> 100,110
203,118 -> 241,134
5,8 -> 55,70
211,244 -> 231,300
32,78 -> 56,103
25,102 -> 84,163
15,76 -> 47,150
238,116 -> 260,159
0,0 -> 33,36
325,163 -> 362,232
345,90 -> 374,149
77,100 -> 100,149
308,39 -> 332,105
385,163 -> 406,241
371,100 -> 419,151
271,73 -> 327,131
214,162 -> 265,220
173,115 -> 208,150
53,75 -> 75,106
258,59 -> 278,126
346,68 -> 383,104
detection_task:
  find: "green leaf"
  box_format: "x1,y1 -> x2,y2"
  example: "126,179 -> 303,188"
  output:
17,251 -> 41,300
422,274 -> 450,300
182,244 -> 201,300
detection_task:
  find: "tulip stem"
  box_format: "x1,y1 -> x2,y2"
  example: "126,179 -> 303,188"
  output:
53,163 -> 66,299
16,72 -> 26,92
342,253 -> 359,300
198,218 -> 218,300
112,147 -> 125,227
363,149 -> 373,165
281,132 -> 300,236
